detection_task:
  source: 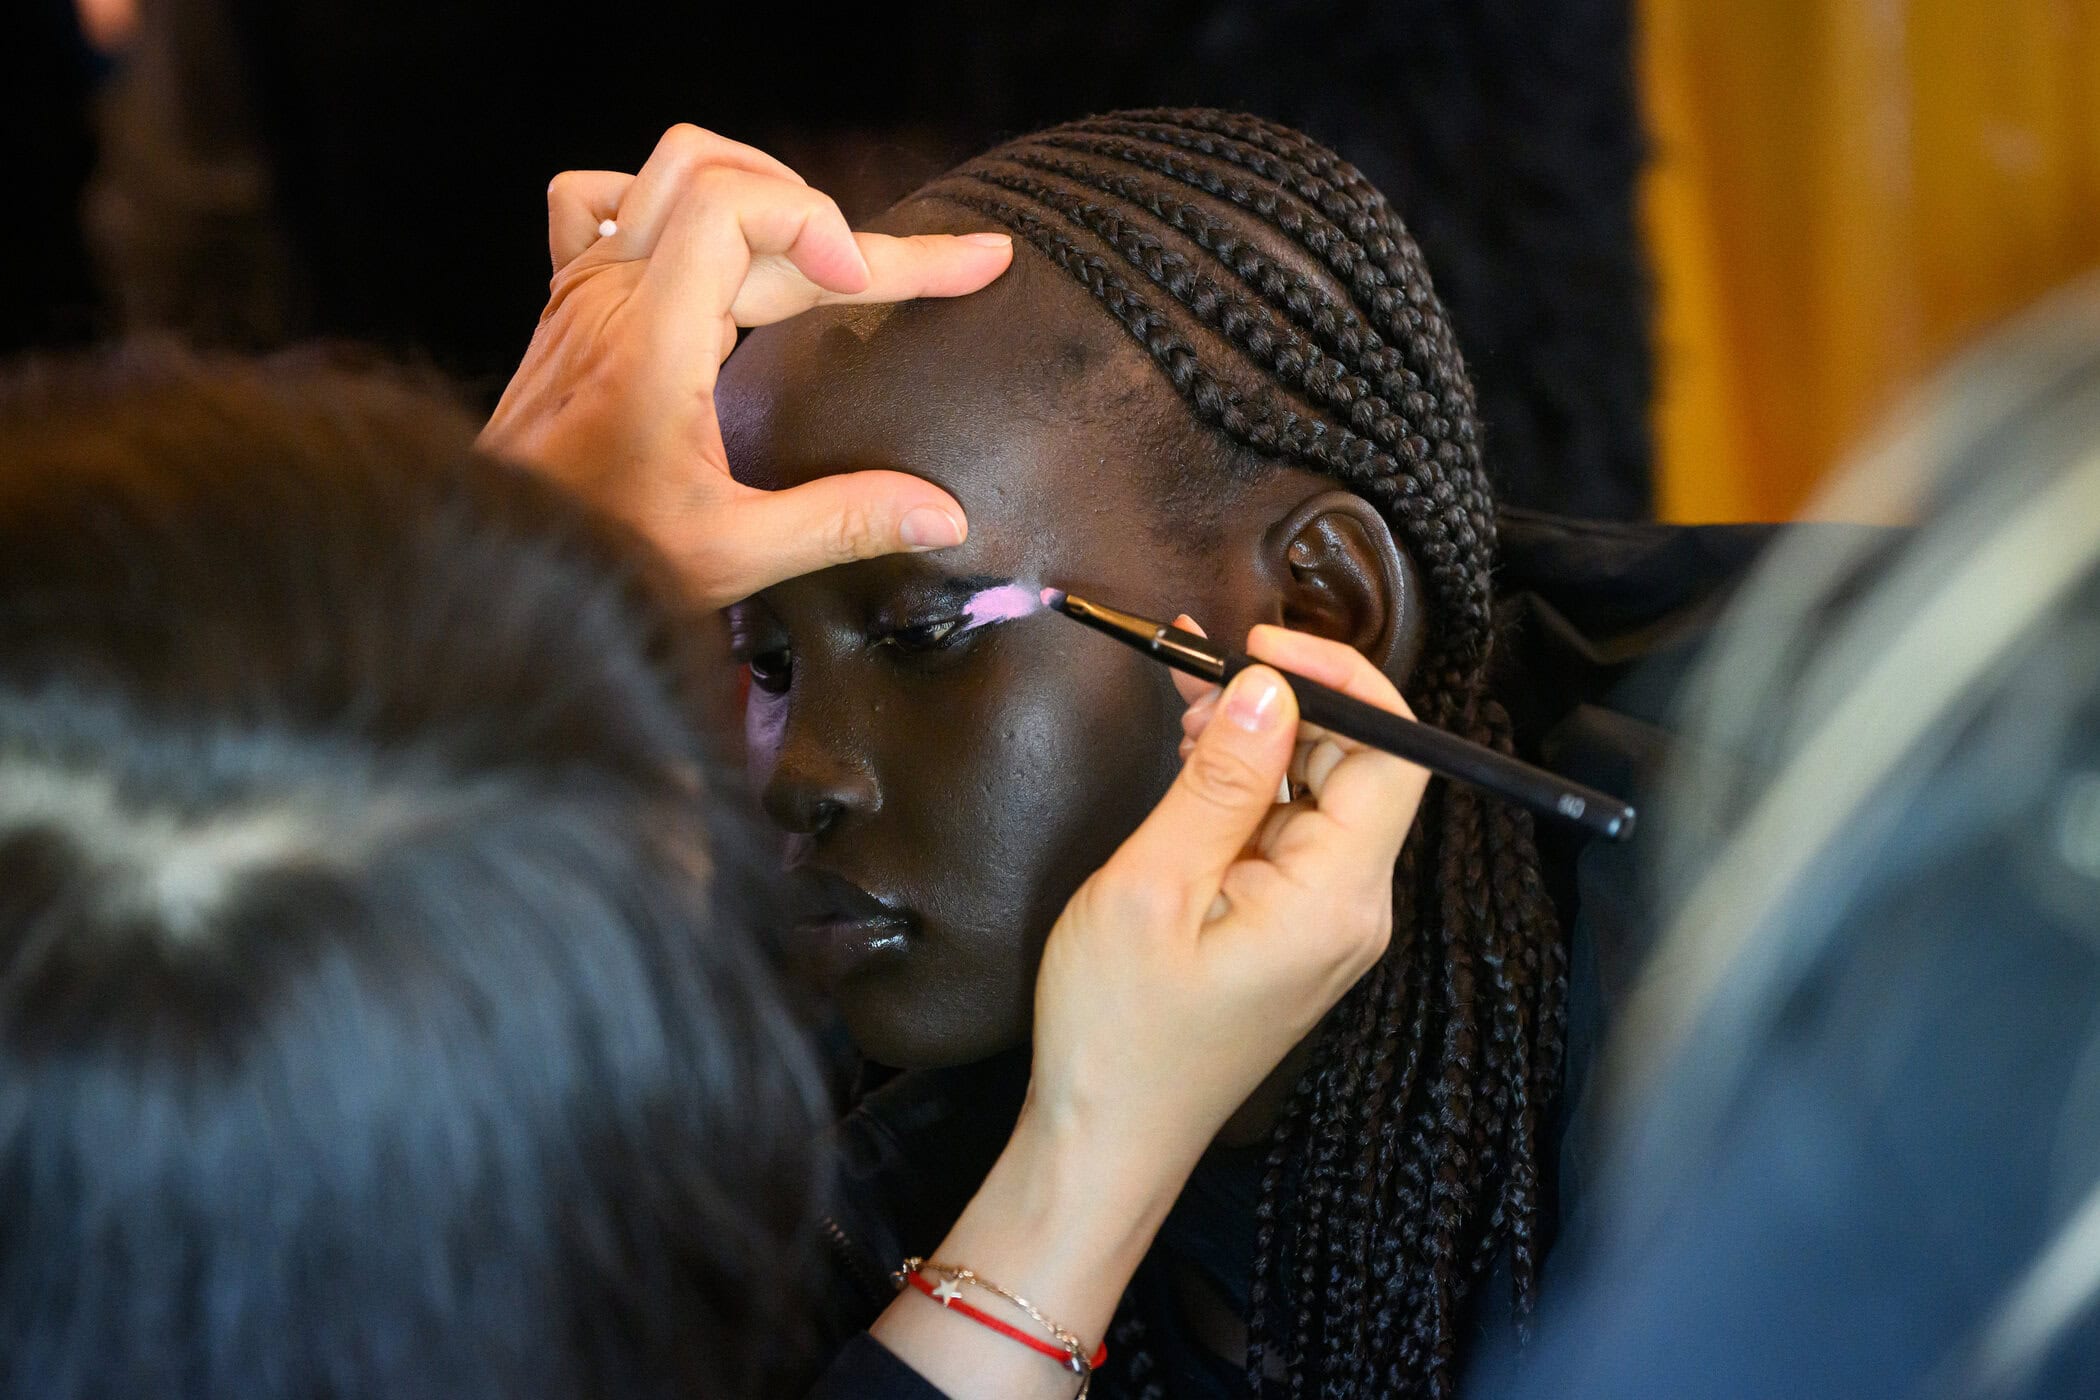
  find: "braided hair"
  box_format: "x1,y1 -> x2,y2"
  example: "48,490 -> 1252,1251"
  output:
909,109 -> 1566,1397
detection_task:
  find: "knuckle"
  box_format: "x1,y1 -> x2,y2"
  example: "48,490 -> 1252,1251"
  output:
1183,742 -> 1273,810
1348,901 -> 1392,953
1333,902 -> 1392,973
691,164 -> 738,201
659,122 -> 707,157
820,501 -> 880,563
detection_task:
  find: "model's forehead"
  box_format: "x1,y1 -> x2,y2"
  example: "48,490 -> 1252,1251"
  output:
719,227 -> 1182,506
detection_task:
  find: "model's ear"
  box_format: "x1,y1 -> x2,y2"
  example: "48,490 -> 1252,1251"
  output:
1262,489 -> 1426,680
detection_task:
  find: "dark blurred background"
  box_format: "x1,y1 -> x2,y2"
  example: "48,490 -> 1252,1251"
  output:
4,0 -> 1656,520
15,2 -> 2100,524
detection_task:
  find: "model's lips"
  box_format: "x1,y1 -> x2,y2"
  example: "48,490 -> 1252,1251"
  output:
782,867 -> 915,982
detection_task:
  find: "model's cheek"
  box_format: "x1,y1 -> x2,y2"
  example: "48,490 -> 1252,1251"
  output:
829,640 -> 1176,1053
857,651 -> 1114,941
991,650 -> 1183,934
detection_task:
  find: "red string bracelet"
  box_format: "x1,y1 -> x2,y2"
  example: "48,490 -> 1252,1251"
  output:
902,1268 -> 1109,1374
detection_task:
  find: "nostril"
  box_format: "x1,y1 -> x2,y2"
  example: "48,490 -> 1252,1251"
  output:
758,748 -> 876,838
762,778 -> 853,838
808,797 -> 844,837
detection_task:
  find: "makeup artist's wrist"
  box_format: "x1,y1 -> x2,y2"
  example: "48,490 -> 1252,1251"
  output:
870,1101 -> 1193,1392
968,1098 -> 1197,1283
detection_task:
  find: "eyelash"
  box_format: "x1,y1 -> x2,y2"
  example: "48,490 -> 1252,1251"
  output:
744,615 -> 969,696
747,648 -> 792,694
877,617 -> 965,654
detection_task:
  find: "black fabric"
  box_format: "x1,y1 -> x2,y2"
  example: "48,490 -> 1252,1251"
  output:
1118,1144 -> 1270,1395
817,1053 -> 1034,1348
1495,507 -> 1791,1259
811,511 -> 1798,1396
1,0 -> 101,352
805,1333 -> 949,1400
1492,509 -> 1902,1266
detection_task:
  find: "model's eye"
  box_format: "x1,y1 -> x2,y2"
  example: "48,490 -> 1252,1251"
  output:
876,616 -> 964,655
726,603 -> 792,694
746,647 -> 793,694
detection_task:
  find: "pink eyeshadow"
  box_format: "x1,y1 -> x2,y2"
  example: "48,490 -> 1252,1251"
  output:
959,582 -> 1045,633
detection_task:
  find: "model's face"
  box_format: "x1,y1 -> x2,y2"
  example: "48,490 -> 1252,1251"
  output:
718,204 -> 1319,1068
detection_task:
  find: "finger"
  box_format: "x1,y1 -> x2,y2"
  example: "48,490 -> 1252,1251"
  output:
1209,846 -> 1396,1003
601,124 -> 808,256
1240,624 -> 1405,772
1181,726 -> 1314,815
1256,796 -> 1315,857
1243,625 -> 1408,713
548,169 -> 634,272
818,230 -> 1014,304
1262,742 -> 1429,903
1168,615 -> 1216,709
1179,688 -> 1220,742
1175,670 -> 1218,711
1103,665 -> 1297,930
732,228 -> 1014,327
619,170 -> 862,374
679,473 -> 969,609
1293,734 -> 1352,801
639,198 -> 1012,350
1235,626 -> 1427,879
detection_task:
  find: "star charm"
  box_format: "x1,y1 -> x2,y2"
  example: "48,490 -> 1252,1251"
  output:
931,1276 -> 963,1306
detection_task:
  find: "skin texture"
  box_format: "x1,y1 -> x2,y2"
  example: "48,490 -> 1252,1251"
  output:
719,198 -> 1422,1072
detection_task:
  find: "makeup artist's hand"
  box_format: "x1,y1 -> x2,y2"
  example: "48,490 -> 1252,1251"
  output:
480,125 -> 1014,610
1035,623 -> 1428,1170
871,626 -> 1426,1400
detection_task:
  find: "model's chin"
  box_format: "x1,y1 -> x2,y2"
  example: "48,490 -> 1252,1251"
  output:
834,969 -> 1029,1072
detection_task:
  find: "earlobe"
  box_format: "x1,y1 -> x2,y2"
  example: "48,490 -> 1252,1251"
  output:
1264,490 -> 1426,681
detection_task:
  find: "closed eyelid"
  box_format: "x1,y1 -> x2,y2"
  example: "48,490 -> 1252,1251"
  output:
870,574 -> 1009,627
887,575 -> 1011,615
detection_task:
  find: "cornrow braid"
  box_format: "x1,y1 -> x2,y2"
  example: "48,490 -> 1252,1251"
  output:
910,110 -> 1566,1398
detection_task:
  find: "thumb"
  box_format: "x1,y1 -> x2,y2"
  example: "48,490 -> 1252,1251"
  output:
1103,666 -> 1297,922
684,473 -> 969,608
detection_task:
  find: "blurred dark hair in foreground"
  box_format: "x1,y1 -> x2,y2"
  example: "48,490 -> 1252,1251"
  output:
0,346 -> 825,1400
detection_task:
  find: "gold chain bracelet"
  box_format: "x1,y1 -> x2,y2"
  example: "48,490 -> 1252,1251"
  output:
894,1256 -> 1107,1394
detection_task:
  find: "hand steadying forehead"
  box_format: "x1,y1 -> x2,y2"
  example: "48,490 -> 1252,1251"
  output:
485,125 -> 1017,610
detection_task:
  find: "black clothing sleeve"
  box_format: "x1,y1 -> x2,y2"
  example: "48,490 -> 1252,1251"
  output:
805,1333 -> 950,1399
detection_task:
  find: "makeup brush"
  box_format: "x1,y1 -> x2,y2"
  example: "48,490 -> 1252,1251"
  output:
1047,590 -> 1637,841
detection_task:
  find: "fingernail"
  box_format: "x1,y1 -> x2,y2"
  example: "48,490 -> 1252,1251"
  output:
961,232 -> 1012,249
1223,668 -> 1285,733
899,508 -> 965,550
1174,614 -> 1208,638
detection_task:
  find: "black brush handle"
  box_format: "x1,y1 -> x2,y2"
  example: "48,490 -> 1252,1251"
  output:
1201,650 -> 1637,843
1051,595 -> 1638,841
1216,653 -> 1636,840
